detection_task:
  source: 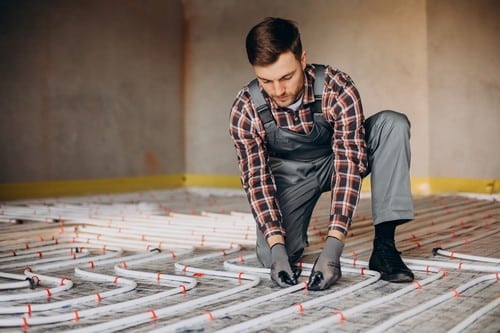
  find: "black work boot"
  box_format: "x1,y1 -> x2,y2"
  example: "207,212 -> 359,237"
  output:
369,238 -> 414,282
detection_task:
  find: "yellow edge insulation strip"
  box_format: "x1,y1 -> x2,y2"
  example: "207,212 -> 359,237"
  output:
0,174 -> 498,201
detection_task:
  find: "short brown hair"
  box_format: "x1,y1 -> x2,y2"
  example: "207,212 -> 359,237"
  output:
245,17 -> 303,66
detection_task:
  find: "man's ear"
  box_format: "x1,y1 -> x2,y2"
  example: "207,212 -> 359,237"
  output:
301,50 -> 307,70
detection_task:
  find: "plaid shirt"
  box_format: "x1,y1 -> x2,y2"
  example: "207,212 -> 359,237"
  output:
229,64 -> 367,240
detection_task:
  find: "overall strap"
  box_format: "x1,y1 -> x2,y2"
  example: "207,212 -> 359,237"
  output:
312,64 -> 326,103
248,79 -> 274,124
312,64 -> 326,115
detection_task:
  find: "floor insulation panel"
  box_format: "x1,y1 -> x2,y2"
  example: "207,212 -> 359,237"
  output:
0,188 -> 498,332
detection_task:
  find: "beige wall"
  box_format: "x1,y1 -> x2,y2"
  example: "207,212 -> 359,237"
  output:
0,0 -> 498,189
185,0 -> 499,180
183,0 -> 430,177
427,0 -> 500,178
0,0 -> 184,182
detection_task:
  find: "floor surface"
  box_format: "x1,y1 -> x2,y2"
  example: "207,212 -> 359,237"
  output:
0,188 -> 498,332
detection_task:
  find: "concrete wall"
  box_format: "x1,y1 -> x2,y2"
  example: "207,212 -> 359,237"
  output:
0,0 -> 184,183
0,0 -> 498,189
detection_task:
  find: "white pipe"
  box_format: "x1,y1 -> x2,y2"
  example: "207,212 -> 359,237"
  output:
72,234 -> 195,252
0,252 -> 174,315
153,282 -> 308,333
403,258 -> 499,273
365,273 -> 499,333
0,280 -> 31,290
0,243 -> 86,258
0,268 -> 137,327
0,239 -> 62,252
433,247 -> 500,264
0,271 -> 36,290
340,255 -> 500,273
215,263 -> 380,333
0,268 -> 73,302
25,247 -> 123,272
76,224 -> 254,248
1,192 -> 497,332
446,296 -> 500,333
289,264 -> 445,333
65,248 -> 264,333
0,249 -> 89,269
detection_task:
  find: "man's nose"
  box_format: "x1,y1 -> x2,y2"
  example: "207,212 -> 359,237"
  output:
273,81 -> 285,95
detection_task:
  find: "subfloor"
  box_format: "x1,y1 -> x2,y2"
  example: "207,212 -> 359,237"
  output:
0,188 -> 498,333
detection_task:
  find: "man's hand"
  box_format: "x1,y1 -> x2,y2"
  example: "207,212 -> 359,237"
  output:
270,244 -> 298,287
307,236 -> 344,290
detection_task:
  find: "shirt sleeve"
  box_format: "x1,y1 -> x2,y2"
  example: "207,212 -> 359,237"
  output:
229,89 -> 286,240
323,69 -> 368,236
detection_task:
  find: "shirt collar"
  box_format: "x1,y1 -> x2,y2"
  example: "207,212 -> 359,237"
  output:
302,64 -> 317,106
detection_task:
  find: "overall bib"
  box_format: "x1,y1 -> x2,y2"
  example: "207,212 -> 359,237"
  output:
252,79 -> 334,267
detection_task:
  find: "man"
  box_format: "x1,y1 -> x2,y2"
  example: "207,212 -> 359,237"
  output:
229,17 -> 415,290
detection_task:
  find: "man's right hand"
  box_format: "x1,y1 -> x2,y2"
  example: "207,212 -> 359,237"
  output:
270,243 -> 298,287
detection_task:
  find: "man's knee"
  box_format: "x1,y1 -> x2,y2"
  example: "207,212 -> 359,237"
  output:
376,110 -> 410,131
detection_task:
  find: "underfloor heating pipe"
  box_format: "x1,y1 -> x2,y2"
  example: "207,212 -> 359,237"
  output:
55,201 -> 496,330
0,251 -> 191,326
446,296 -> 500,333
0,245 -> 89,262
342,220 -> 499,270
402,258 -> 499,273
288,264 -> 445,333
75,211 -> 254,231
0,268 -> 138,327
1,195 -> 496,330
0,269 -> 74,302
341,255 -> 499,274
75,227 -> 210,249
0,226 -> 77,247
0,280 -> 31,290
343,197 -> 499,242
150,282 -> 308,333
74,231 -> 204,251
432,248 -> 500,264
178,258 -> 380,333
397,220 -> 499,253
83,211 -> 257,235
75,225 -> 254,249
364,273 -> 499,333
0,250 -> 90,270
80,217 -> 256,240
346,210 -> 499,257
0,251 -> 184,315
15,244 -> 124,272
0,238 -> 65,252
0,271 -> 50,290
65,247 -> 264,333
72,234 -> 195,252
69,211 -> 255,239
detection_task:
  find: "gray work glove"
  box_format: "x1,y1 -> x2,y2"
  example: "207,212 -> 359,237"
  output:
307,236 -> 344,290
270,244 -> 298,287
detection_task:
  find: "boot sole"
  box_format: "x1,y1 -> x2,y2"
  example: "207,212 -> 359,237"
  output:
380,272 -> 414,283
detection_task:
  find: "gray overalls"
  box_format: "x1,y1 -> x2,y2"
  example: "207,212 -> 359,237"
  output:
249,66 -> 414,268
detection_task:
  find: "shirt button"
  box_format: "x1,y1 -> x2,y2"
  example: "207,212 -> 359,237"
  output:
294,116 -> 299,122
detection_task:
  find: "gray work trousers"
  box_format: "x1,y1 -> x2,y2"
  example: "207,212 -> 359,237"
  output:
257,110 -> 414,267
